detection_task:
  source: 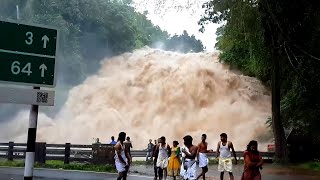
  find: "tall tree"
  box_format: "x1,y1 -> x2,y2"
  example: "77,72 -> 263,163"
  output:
200,0 -> 320,161
258,0 -> 288,162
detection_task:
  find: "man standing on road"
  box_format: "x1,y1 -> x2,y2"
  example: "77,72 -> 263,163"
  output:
196,134 -> 213,180
216,133 -> 238,180
124,136 -> 133,161
146,139 -> 155,161
181,135 -> 198,180
114,132 -> 131,180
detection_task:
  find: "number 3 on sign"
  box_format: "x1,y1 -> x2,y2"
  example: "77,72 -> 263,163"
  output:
11,61 -> 32,76
25,32 -> 33,45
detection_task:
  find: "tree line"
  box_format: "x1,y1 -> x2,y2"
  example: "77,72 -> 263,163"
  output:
0,0 -> 204,121
199,0 -> 320,162
0,0 -> 204,85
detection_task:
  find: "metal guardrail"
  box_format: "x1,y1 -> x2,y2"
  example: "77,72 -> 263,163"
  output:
0,142 -> 275,164
130,150 -> 275,159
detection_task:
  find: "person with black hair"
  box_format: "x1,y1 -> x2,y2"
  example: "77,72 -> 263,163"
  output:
241,140 -> 263,180
110,136 -> 117,145
152,138 -> 161,180
146,139 -> 155,161
181,135 -> 198,180
216,133 -> 237,180
124,136 -> 132,161
155,136 -> 171,180
114,132 -> 131,180
196,134 -> 213,180
167,140 -> 181,179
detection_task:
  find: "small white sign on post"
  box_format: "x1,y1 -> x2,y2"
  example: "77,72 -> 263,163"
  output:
0,87 -> 55,106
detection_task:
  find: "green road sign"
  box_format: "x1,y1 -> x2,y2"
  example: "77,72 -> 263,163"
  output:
0,20 -> 57,87
0,51 -> 55,86
0,20 -> 57,56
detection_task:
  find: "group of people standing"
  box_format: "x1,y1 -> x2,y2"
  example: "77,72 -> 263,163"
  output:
110,135 -> 133,155
114,132 -> 263,180
150,133 -> 240,180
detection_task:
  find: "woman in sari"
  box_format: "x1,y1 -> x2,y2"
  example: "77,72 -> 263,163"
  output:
167,140 -> 181,180
241,140 -> 263,180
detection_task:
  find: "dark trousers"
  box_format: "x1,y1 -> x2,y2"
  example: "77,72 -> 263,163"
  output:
158,167 -> 164,178
154,159 -> 158,177
158,167 -> 163,178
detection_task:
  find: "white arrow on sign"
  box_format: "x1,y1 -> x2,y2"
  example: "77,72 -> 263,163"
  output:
41,35 -> 49,48
39,64 -> 47,77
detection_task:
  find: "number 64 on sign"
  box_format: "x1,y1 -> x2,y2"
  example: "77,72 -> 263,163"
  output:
0,51 -> 55,86
11,61 -> 47,77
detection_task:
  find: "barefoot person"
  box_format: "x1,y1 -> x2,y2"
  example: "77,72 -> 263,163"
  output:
241,140 -> 263,180
114,132 -> 131,180
156,136 -> 171,180
167,141 -> 181,180
181,135 -> 198,180
196,134 -> 213,180
216,133 -> 238,180
124,136 -> 133,161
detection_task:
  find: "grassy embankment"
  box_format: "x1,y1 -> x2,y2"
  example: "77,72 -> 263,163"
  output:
1,159 -> 319,172
0,159 -> 115,173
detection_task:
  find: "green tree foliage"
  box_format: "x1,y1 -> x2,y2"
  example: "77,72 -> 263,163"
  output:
21,0 -> 171,84
259,0 -> 320,138
0,0 -> 204,121
1,0 -> 204,85
164,30 -> 204,53
199,0 -> 270,83
200,0 -> 320,159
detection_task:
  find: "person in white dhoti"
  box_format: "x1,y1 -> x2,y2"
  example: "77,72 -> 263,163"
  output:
196,134 -> 214,180
181,135 -> 198,180
114,132 -> 131,180
155,136 -> 171,180
180,145 -> 187,178
216,133 -> 238,180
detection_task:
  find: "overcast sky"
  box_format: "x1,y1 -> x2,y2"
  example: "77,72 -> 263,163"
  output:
133,0 -> 220,51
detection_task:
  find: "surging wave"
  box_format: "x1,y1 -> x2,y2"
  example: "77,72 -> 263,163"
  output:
0,48 -> 271,150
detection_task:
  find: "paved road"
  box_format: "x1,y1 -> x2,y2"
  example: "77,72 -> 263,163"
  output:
131,163 -> 320,180
1,165 -> 320,180
0,167 -> 153,180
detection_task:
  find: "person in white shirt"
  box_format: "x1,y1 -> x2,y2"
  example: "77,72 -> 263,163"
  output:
216,133 -> 238,180
114,132 -> 131,180
155,136 -> 171,180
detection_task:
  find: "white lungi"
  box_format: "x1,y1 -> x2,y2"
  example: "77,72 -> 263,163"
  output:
218,157 -> 233,172
198,152 -> 208,168
114,143 -> 128,173
181,158 -> 197,180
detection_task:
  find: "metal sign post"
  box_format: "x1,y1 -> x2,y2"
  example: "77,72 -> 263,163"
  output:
0,7 -> 59,180
24,87 -> 39,180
